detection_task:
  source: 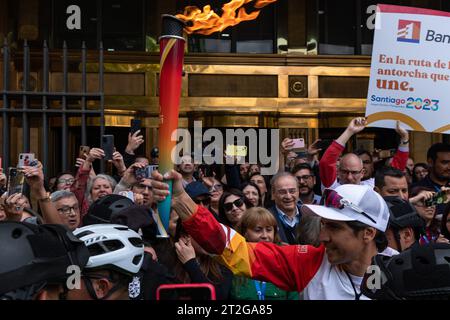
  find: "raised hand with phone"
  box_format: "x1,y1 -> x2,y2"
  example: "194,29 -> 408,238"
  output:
111,151 -> 127,176
125,130 -> 144,155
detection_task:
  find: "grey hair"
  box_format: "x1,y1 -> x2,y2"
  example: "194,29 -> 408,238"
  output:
270,171 -> 298,190
50,190 -> 77,202
86,174 -> 117,204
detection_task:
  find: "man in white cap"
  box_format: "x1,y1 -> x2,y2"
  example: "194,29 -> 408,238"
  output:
151,169 -> 390,300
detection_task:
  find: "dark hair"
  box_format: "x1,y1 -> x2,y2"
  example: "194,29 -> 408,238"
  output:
412,162 -> 429,183
218,188 -> 253,227
249,171 -> 264,181
441,203 -> 450,241
291,163 -> 313,176
410,186 -> 441,236
427,143 -> 450,162
355,149 -> 373,162
297,215 -> 321,247
346,221 -> 388,252
240,182 -> 262,207
52,171 -> 75,192
375,166 -> 405,190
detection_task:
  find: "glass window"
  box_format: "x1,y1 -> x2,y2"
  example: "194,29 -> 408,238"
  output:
318,0 -> 357,55
53,0 -> 98,49
177,0 -> 275,54
53,0 -> 144,50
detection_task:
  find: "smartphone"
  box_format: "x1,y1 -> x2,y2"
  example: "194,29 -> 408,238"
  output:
146,165 -> 158,178
156,284 -> 216,300
101,135 -> 115,160
292,138 -> 305,152
130,119 -> 141,135
79,146 -> 90,159
199,164 -> 214,177
7,167 -> 25,196
425,191 -> 448,207
18,153 -> 37,168
225,145 -> 247,157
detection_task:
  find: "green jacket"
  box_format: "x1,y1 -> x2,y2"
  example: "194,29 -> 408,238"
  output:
230,276 -> 299,300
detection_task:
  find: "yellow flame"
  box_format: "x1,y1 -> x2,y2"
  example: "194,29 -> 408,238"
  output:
176,0 -> 278,35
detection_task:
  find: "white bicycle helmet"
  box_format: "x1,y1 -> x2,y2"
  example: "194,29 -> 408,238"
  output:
73,224 -> 144,275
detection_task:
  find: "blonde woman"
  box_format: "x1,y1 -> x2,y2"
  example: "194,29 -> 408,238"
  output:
231,207 -> 298,300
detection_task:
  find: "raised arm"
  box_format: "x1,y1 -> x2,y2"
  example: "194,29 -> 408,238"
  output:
151,169 -> 325,292
390,121 -> 409,171
319,117 -> 366,187
23,163 -> 63,225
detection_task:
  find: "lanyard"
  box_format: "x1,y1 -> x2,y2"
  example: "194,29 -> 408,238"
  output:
344,271 -> 363,300
254,281 -> 267,300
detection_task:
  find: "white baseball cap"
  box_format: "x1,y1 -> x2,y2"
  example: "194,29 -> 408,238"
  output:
302,184 -> 389,232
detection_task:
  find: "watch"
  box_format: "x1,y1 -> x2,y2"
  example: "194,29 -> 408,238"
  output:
37,192 -> 51,202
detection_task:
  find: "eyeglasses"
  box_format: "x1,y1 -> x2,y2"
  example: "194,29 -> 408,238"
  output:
209,184 -> 223,192
135,184 -> 152,191
296,175 -> 313,182
339,168 -> 363,176
193,197 -> 211,206
321,189 -> 376,224
57,205 -> 79,215
275,188 -> 297,196
224,198 -> 245,211
58,178 -> 75,185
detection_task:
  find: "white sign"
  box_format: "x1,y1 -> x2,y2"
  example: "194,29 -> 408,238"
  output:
366,4 -> 450,134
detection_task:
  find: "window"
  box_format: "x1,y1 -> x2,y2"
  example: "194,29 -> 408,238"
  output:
53,0 -> 144,50
176,0 -> 276,53
317,0 -> 447,55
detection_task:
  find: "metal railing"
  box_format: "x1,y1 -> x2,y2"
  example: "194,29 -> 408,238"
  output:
1,39 -> 104,175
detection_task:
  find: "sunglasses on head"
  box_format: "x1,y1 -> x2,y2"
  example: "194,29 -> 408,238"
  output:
320,189 -> 376,224
224,198 -> 245,211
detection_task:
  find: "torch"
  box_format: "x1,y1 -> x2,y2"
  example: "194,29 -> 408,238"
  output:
155,15 -> 186,237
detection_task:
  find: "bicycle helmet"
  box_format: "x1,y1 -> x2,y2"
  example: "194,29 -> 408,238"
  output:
83,194 -> 134,226
383,196 -> 425,230
0,222 -> 90,300
73,224 -> 144,275
362,243 -> 450,299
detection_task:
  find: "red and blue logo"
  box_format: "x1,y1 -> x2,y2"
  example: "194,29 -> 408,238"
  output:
397,20 -> 421,43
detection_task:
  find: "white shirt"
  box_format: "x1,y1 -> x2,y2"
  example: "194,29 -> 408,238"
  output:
303,253 -> 369,300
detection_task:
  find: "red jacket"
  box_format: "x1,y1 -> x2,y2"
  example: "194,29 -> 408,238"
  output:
319,141 -> 409,188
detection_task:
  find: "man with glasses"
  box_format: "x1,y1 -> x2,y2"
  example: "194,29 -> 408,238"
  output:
132,178 -> 153,209
54,173 -> 75,192
268,172 -> 301,244
291,163 -> 321,205
50,190 -> 81,231
151,170 -> 391,299
320,118 -> 409,190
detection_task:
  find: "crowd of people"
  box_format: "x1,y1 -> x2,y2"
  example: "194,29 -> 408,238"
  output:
1,118 -> 450,300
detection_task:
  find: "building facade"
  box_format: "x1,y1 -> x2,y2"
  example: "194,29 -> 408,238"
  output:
0,0 -> 448,175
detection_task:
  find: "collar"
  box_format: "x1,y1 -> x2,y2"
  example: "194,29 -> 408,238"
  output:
275,205 -> 300,228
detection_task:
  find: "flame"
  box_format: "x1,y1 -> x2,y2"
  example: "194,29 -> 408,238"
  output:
176,0 -> 278,35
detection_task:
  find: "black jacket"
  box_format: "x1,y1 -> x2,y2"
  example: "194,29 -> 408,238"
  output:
268,204 -> 302,245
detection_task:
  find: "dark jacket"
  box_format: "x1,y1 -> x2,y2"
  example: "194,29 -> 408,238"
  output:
268,204 -> 302,245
